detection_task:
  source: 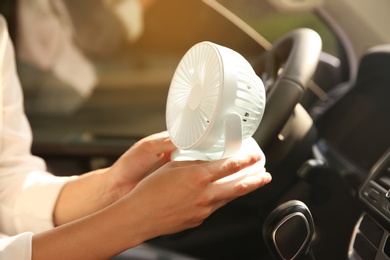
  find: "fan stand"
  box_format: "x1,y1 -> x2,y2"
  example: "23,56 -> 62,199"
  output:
172,136 -> 265,172
172,111 -> 265,169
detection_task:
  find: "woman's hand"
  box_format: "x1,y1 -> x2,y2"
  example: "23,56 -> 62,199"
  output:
104,131 -> 177,199
45,139 -> 271,260
54,131 -> 176,226
114,153 -> 272,240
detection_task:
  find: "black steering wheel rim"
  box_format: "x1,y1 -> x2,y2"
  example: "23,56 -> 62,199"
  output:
253,28 -> 322,151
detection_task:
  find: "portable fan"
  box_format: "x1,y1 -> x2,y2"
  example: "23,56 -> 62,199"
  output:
166,41 -> 266,163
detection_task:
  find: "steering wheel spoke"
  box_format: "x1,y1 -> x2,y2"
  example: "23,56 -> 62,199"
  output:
253,28 -> 322,151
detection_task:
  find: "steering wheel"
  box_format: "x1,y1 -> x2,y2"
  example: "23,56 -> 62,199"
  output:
252,28 -> 322,151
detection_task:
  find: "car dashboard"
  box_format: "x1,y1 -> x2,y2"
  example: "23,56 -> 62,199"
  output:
310,44 -> 390,260
354,150 -> 390,260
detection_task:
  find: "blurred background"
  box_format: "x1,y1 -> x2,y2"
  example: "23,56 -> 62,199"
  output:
0,0 -> 335,173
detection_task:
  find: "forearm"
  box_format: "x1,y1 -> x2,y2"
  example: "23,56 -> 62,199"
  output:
33,200 -> 148,260
53,168 -> 120,226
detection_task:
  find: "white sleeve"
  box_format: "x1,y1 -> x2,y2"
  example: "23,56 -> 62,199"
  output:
0,232 -> 33,260
0,16 -> 73,236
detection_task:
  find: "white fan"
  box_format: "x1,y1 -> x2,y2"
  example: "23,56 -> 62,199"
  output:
166,41 -> 266,164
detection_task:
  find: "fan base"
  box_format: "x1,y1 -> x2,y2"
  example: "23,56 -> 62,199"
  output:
171,137 -> 266,168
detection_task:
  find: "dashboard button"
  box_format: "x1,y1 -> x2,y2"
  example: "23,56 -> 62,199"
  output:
368,188 -> 381,202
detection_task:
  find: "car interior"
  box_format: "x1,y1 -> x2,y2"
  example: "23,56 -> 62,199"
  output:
1,0 -> 389,259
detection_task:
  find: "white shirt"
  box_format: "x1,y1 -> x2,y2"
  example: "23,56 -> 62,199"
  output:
0,16 -> 71,259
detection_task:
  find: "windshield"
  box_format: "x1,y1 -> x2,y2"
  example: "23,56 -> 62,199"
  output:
5,0 -> 340,157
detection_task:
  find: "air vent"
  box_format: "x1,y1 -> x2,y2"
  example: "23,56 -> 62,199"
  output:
359,149 -> 390,228
350,214 -> 387,260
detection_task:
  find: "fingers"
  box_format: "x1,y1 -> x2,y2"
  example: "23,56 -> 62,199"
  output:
232,168 -> 272,196
141,131 -> 176,152
212,164 -> 271,200
204,154 -> 262,182
196,169 -> 271,219
166,153 -> 265,183
199,159 -> 271,211
150,132 -> 176,154
144,131 -> 169,140
167,154 -> 270,203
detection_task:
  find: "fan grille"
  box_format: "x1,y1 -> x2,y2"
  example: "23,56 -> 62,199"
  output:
166,42 -> 222,149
